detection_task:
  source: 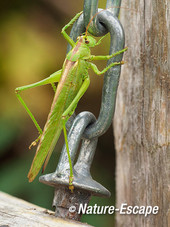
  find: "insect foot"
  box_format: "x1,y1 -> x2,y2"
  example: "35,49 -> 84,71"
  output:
62,116 -> 66,119
29,141 -> 37,149
15,88 -> 20,94
29,135 -> 41,149
69,176 -> 74,193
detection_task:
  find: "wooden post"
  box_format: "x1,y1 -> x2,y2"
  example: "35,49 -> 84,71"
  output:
0,191 -> 92,227
114,0 -> 169,226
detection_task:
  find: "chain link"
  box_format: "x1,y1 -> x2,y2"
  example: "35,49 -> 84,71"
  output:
83,0 -> 122,36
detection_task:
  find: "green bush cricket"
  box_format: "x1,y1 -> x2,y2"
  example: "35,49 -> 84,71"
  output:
15,11 -> 127,192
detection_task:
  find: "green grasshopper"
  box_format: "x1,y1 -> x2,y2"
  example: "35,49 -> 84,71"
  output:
15,11 -> 127,192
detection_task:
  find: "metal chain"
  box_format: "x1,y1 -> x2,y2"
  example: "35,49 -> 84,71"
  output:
67,0 -> 124,139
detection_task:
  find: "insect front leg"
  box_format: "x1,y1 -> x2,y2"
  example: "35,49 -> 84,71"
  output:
15,69 -> 62,147
61,11 -> 82,47
95,34 -> 108,46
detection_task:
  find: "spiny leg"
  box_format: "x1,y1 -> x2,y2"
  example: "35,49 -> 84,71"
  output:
51,83 -> 57,93
62,119 -> 74,193
61,11 -> 82,47
15,69 -> 62,147
89,61 -> 124,75
61,76 -> 90,192
88,47 -> 127,61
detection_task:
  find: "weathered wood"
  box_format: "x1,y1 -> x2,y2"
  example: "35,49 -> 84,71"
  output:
114,0 -> 169,226
0,191 -> 92,227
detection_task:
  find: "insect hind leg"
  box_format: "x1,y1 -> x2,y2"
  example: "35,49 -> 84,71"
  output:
62,118 -> 74,193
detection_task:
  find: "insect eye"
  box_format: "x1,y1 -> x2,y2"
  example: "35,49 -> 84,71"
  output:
85,40 -> 89,44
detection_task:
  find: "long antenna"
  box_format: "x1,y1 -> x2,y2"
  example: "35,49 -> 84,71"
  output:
85,6 -> 138,36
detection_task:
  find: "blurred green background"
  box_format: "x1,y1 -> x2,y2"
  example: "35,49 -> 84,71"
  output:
0,1 -> 116,226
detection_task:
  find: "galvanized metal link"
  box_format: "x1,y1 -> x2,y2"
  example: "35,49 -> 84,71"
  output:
83,9 -> 125,139
83,0 -> 122,36
83,0 -> 107,36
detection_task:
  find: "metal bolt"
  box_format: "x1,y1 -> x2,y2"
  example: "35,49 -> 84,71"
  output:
39,112 -> 110,220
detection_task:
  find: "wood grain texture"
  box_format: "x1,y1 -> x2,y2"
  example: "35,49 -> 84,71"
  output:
114,0 -> 169,226
0,191 -> 92,227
